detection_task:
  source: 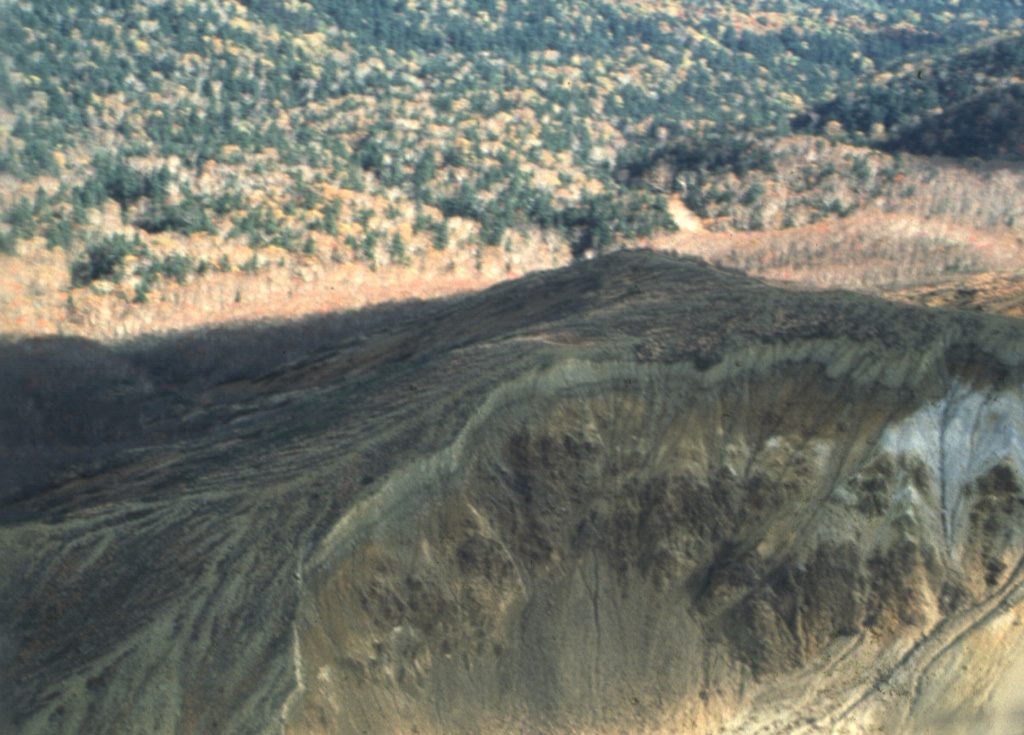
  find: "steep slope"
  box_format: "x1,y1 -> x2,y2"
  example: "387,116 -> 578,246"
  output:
804,31 -> 1024,159
4,251 -> 1024,735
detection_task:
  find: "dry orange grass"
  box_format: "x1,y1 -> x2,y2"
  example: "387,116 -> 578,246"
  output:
650,212 -> 1024,290
5,158 -> 1024,344
0,231 -> 565,343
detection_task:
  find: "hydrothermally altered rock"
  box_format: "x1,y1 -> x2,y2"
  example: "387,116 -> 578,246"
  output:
3,251 -> 1024,735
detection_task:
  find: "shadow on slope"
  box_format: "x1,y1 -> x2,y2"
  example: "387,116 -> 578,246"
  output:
0,254 -> 635,500
3,249 -> 1022,503
6,250 -> 1024,735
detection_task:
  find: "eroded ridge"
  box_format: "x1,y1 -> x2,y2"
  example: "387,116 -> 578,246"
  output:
287,354 -> 1024,735
6,253 -> 1024,735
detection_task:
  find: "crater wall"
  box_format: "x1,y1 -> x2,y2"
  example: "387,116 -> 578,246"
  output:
287,353 -> 1024,735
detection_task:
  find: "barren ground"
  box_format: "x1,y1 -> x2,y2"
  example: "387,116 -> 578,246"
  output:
4,251 -> 1024,734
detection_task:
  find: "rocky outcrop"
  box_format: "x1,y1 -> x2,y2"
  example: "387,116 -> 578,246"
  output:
3,251 -> 1024,735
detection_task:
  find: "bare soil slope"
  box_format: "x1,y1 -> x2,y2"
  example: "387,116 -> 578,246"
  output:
3,251 -> 1024,735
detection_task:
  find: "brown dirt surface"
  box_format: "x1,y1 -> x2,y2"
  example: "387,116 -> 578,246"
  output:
4,251 -> 1024,735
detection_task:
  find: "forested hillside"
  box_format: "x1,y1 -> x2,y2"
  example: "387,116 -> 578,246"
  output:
802,31 -> 1024,158
1,0 -> 1022,337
